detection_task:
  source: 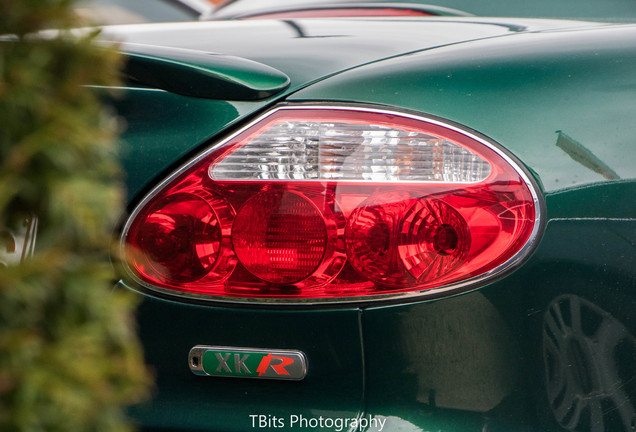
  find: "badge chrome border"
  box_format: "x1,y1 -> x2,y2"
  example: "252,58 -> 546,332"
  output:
189,345 -> 308,381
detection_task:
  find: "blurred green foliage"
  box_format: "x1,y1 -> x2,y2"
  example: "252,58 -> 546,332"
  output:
0,1 -> 150,430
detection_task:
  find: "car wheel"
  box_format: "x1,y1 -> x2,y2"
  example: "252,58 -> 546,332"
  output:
541,293 -> 636,432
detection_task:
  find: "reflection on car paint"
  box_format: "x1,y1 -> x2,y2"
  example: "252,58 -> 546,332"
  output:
543,294 -> 636,431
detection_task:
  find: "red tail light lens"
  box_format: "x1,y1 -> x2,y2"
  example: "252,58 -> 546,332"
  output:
121,105 -> 542,304
232,190 -> 327,284
241,8 -> 435,19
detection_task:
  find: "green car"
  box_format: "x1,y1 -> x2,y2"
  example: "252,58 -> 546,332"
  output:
101,0 -> 636,430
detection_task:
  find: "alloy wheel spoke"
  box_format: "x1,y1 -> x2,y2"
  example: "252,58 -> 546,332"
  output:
609,389 -> 636,430
562,397 -> 585,430
545,303 -> 569,343
568,295 -> 583,334
589,400 -> 605,432
595,317 -> 629,356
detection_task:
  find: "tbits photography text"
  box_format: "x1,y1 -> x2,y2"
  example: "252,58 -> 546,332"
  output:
249,414 -> 387,431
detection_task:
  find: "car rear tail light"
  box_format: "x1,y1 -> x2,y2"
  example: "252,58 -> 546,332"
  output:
241,8 -> 435,19
121,105 -> 542,305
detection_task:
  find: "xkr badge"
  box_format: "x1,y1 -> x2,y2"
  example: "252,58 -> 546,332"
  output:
189,346 -> 307,381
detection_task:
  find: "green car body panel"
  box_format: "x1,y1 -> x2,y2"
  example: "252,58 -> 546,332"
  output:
105,14 -> 636,432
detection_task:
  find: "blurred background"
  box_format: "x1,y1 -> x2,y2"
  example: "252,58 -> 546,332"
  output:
75,0 -> 226,25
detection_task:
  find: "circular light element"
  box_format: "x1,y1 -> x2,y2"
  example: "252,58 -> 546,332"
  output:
345,191 -> 471,288
345,191 -> 414,287
132,193 -> 221,283
399,197 -> 470,280
232,189 -> 328,284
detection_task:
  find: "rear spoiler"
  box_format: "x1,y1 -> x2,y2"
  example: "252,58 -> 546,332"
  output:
120,43 -> 290,100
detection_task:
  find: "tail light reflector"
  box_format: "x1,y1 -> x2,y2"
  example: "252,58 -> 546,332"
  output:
121,105 -> 542,304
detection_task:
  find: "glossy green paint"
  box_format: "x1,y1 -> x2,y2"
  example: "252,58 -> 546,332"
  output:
291,23 -> 636,196
359,219 -> 635,431
286,20 -> 636,431
125,286 -> 365,431
100,18 -> 591,96
106,17 -> 611,199
122,43 -> 290,100
109,16 -> 636,432
106,18 -> 570,200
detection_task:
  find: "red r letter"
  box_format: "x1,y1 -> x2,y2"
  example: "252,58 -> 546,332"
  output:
257,354 -> 294,376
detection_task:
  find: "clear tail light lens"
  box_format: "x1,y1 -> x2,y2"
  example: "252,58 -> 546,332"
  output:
121,105 -> 542,304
